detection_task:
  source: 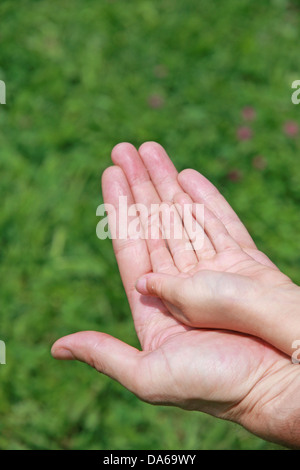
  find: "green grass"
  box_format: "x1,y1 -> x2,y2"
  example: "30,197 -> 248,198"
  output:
0,0 -> 299,449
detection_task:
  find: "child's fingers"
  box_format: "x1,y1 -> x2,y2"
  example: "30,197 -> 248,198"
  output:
135,272 -> 191,325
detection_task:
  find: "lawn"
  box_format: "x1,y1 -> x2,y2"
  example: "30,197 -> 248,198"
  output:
0,0 -> 299,449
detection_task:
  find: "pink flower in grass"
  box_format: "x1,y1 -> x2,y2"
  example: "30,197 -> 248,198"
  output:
236,126 -> 253,141
227,169 -> 243,182
148,94 -> 164,109
241,106 -> 256,121
283,121 -> 299,138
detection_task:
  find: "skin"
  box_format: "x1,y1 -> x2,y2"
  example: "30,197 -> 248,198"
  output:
52,142 -> 300,448
135,174 -> 300,358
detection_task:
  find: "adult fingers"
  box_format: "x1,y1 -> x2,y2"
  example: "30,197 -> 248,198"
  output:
138,142 -> 180,201
178,169 -> 257,249
111,143 -> 178,275
173,191 -> 216,260
101,165 -> 169,342
51,331 -> 148,398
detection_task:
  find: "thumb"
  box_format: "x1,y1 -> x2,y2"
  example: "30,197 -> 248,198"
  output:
51,331 -> 146,397
135,273 -> 187,306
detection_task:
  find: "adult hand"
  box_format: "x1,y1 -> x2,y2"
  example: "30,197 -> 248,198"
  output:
52,142 -> 300,448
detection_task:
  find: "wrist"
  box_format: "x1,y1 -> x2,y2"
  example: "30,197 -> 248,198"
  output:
255,282 -> 300,356
237,361 -> 300,449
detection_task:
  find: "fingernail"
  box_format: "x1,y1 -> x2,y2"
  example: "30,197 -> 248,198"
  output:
51,346 -> 75,360
135,277 -> 149,295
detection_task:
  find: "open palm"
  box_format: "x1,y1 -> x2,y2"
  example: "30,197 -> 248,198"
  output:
52,142 -> 298,445
134,167 -> 295,353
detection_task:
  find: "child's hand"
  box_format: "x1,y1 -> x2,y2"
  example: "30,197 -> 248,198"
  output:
136,171 -> 300,356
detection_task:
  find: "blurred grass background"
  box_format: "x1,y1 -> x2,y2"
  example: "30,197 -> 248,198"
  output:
0,0 -> 300,450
